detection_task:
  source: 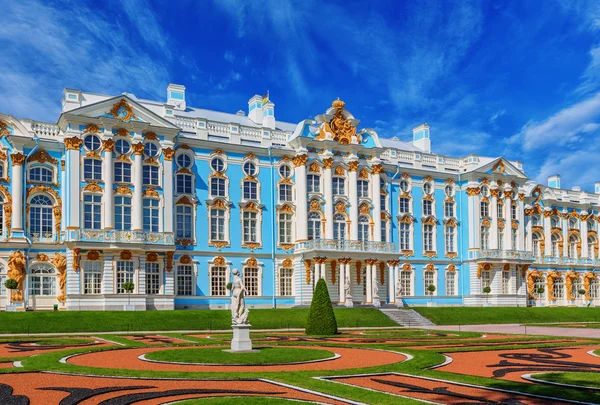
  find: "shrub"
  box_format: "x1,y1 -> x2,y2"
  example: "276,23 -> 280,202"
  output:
4,279 -> 18,290
122,282 -> 135,293
305,279 -> 337,336
427,284 -> 436,293
483,286 -> 491,294
536,287 -> 545,294
226,282 -> 232,291
578,289 -> 586,296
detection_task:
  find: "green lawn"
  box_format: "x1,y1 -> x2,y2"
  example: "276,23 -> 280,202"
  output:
0,308 -> 396,334
413,307 -> 600,325
146,346 -> 334,365
533,372 -> 600,389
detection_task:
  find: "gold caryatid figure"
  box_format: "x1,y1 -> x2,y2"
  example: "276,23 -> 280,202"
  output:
317,98 -> 360,144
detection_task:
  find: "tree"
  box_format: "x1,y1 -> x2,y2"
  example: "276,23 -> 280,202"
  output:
483,286 -> 491,305
122,281 -> 135,306
306,279 -> 338,336
4,279 -> 17,305
427,284 -> 436,303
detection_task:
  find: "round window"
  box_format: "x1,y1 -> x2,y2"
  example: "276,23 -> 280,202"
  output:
115,139 -> 131,155
211,157 -> 225,172
444,185 -> 454,197
481,185 -> 490,197
399,180 -> 409,192
176,154 -> 193,169
243,161 -> 257,176
279,165 -> 291,178
144,142 -> 159,157
423,182 -> 433,195
84,135 -> 101,151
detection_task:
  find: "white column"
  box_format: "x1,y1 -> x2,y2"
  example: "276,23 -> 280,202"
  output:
163,148 -> 175,233
313,261 -> 319,284
339,261 -> 346,303
562,216 -> 569,258
65,137 -> 82,229
102,255 -> 114,294
490,191 -> 498,249
517,198 -> 525,250
349,161 -> 358,240
365,262 -> 373,303
10,153 -> 24,233
372,164 -> 382,242
132,142 -> 144,231
103,141 -> 114,229
504,195 -> 512,250
544,214 -> 552,256
324,158 -> 333,239
582,217 -> 589,258
388,261 -> 395,303
467,187 -> 480,249
138,255 -> 146,295
294,154 -> 308,241
321,261 -> 327,279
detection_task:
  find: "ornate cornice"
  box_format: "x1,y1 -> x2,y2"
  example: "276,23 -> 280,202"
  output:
11,153 -> 26,166
64,137 -> 83,150
163,148 -> 175,161
102,139 -> 115,152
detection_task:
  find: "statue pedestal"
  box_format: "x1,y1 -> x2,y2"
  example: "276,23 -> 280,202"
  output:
373,299 -> 381,308
230,324 -> 253,352
345,298 -> 354,308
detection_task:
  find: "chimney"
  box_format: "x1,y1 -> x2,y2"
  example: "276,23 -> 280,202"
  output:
412,123 -> 431,153
595,182 -> 600,194
248,95 -> 263,125
167,84 -> 186,111
262,100 -> 275,130
548,175 -> 561,188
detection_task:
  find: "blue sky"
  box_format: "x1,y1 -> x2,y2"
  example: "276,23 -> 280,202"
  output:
2,0 -> 600,190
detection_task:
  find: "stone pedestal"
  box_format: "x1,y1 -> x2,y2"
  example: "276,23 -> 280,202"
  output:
373,299 -> 381,308
345,298 -> 354,308
5,304 -> 18,312
396,298 -> 405,308
231,324 -> 253,352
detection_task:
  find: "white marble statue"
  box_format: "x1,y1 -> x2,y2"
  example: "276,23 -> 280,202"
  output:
231,268 -> 249,325
345,272 -> 351,297
396,280 -> 403,299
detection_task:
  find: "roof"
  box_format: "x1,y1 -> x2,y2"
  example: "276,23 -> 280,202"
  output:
177,106 -> 297,132
379,136 -> 423,152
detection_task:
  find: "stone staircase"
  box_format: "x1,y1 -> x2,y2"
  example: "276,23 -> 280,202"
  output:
379,308 -> 435,328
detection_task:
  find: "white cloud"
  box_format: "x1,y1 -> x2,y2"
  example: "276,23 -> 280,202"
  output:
535,149 -> 600,190
489,109 -> 506,124
121,0 -> 171,57
224,50 -> 235,64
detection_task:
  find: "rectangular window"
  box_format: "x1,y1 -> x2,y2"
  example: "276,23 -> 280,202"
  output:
279,268 -> 293,296
0,275 -> 5,296
84,159 -> 102,181
146,262 -> 160,295
116,261 -> 134,294
423,200 -> 433,216
381,220 -> 387,242
114,162 -> 131,183
143,199 -> 159,232
511,203 -> 517,220
511,228 -> 518,249
115,196 -> 132,230
83,261 -> 102,294
480,202 -> 489,218
497,203 -> 504,219
446,271 -> 456,296
278,213 -> 292,244
279,183 -> 292,202
29,166 -> 53,183
423,224 -> 434,251
244,267 -> 259,296
498,229 -> 504,250
424,271 -> 435,295
307,174 -> 320,193
143,165 -> 160,186
380,194 -> 386,211
243,181 -> 258,200
211,266 -> 227,296
357,180 -> 369,198
481,271 -> 491,290
177,265 -> 193,296
481,227 -> 489,249
399,197 -> 410,214
176,174 -> 193,194
332,177 -> 345,195
400,223 -> 410,250
210,178 -> 226,197
83,194 -> 102,229
444,202 -> 454,218
243,211 -> 258,243
176,205 -> 193,239
210,209 -> 225,241
400,270 -> 412,296
445,226 -> 455,252
501,270 -> 510,294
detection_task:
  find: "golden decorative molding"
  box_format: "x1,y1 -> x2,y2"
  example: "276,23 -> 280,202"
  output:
358,168 -> 369,179
0,120 -> 10,137
334,166 -> 346,176
87,250 -> 100,261
213,255 -> 226,266
246,257 -> 258,267
565,270 -> 579,301
335,201 -> 346,214
584,272 -> 597,301
401,250 -> 414,257
132,142 -> 144,155
143,187 -> 159,197
547,270 -> 561,301
108,99 -> 136,121
466,187 -> 480,196
144,131 -> 158,141
27,185 -> 62,206
166,252 -> 174,272
292,154 -> 308,167
371,164 -> 384,175
445,252 -> 458,259
177,238 -> 194,248
28,149 -> 57,164
52,253 -> 67,302
64,137 -> 83,150
526,269 -> 543,299
504,190 -> 513,199
163,148 -> 175,160
308,162 -> 321,173
11,153 -> 26,166
279,243 -> 294,252
243,242 -> 261,251
208,240 -> 229,250
115,185 -> 133,195
322,158 -> 334,169
348,161 -> 359,172
115,128 -> 130,137
423,251 -> 437,258
309,200 -> 322,212
281,258 -> 293,268
176,196 -> 194,205
73,248 -> 81,272
424,263 -> 435,272
7,250 -> 26,301
120,250 -> 132,260
423,216 -> 437,225
180,255 -> 192,264
116,154 -> 131,163
86,150 -> 102,159
359,203 -> 370,215
447,264 -> 457,272
304,259 -> 312,284
36,253 -> 49,262
492,160 -> 505,174
146,252 -> 158,262
379,261 -> 385,285
477,262 -> 491,278
83,182 -> 102,193
84,123 -> 101,133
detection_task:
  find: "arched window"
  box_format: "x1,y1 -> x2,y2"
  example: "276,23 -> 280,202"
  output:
357,179 -> 369,198
29,263 -> 56,296
29,195 -> 53,237
143,198 -> 159,232
115,196 -> 132,230
532,233 -> 542,257
210,209 -> 226,241
84,158 -> 102,181
569,217 -> 578,229
243,180 -> 258,200
29,166 -> 53,183
481,225 -> 490,249
114,161 -> 132,183
588,236 -> 597,259
358,215 -> 370,242
572,275 -> 582,299
307,174 -> 320,193
480,201 -> 489,218
143,164 -> 160,186
307,212 -> 321,240
399,222 -> 411,250
176,204 -> 193,239
83,194 -> 102,229
176,264 -> 193,296
551,233 -> 561,257
569,234 -> 579,258
551,216 -> 560,228
278,212 -> 293,244
333,213 -> 346,241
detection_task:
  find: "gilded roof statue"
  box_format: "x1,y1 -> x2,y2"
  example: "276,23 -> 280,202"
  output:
317,99 -> 360,144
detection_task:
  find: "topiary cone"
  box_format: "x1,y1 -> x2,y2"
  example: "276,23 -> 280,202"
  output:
306,278 -> 338,336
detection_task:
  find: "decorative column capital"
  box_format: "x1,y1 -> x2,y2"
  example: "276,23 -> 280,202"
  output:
466,187 -> 480,196
322,157 -> 334,169
348,161 -> 359,172
163,147 -> 175,161
102,139 -> 115,152
371,164 -> 384,174
293,154 -> 308,167
10,153 -> 25,166
132,142 -> 145,155
314,256 -> 328,264
64,137 -> 83,150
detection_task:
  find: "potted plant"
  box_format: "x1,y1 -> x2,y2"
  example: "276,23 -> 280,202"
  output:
482,286 -> 492,307
535,287 -> 545,307
122,281 -> 135,311
426,284 -> 436,307
4,279 -> 18,312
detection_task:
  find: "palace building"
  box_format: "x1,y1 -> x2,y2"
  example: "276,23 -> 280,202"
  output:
0,84 -> 598,311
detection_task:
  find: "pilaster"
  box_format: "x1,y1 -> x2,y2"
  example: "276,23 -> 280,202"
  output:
132,142 -> 144,231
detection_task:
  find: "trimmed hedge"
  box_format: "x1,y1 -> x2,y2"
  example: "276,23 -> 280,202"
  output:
305,279 -> 338,335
